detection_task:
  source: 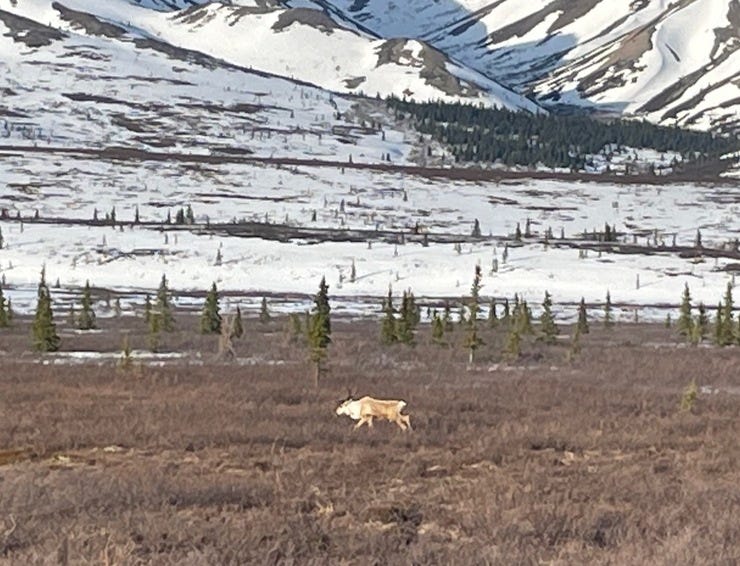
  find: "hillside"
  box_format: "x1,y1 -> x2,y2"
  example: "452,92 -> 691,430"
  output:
0,0 -> 539,111
319,0 -> 740,133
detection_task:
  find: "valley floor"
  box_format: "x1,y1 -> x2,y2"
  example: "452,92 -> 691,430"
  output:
1,315 -> 738,564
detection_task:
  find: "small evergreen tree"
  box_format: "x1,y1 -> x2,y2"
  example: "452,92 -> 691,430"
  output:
566,324 -> 582,362
32,268 -> 60,352
472,219 -> 481,237
0,283 -> 8,328
259,297 -> 271,324
504,326 -> 521,361
119,334 -> 133,371
719,282 -> 734,345
694,303 -> 708,343
680,380 -> 698,412
539,291 -> 558,344
713,302 -> 724,346
200,282 -> 222,334
515,300 -> 534,335
396,290 -> 416,345
677,283 -> 693,337
308,277 -> 331,386
463,265 -> 484,363
0,225 -> 4,249
431,312 -> 445,345
156,275 -> 174,331
143,294 -> 152,324
577,297 -> 589,334
77,280 -> 97,330
186,204 -> 195,224
604,290 -> 614,328
380,287 -> 397,345
232,306 -> 244,338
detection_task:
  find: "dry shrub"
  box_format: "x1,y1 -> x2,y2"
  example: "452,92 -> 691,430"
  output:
0,316 -> 738,564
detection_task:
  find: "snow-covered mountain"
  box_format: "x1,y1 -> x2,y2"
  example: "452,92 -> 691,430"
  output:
319,0 -> 740,133
0,0 -> 539,111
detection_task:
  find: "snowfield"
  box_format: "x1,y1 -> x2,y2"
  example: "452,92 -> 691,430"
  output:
2,160 -> 738,321
0,0 -> 738,325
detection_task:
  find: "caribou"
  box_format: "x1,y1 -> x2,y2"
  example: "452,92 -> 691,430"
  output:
335,394 -> 412,431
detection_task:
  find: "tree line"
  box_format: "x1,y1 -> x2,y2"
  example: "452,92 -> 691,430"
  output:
386,97 -> 739,169
9,267 -> 738,384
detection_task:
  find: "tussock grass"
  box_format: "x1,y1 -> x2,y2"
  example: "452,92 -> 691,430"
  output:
0,315 -> 738,564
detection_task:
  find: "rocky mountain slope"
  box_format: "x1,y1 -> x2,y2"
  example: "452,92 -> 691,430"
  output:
319,0 -> 740,132
2,0 -> 738,133
1,0 -> 538,111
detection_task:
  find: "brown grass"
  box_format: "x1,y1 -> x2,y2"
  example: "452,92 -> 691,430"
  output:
0,314 -> 739,564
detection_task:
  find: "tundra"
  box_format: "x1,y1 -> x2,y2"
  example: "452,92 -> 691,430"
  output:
335,396 -> 412,431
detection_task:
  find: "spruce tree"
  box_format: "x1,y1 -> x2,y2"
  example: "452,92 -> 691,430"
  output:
695,303 -> 708,343
577,297 -> 589,334
77,280 -> 97,330
516,300 -> 534,335
0,225 -> 4,249
200,282 -> 222,334
463,265 -> 484,363
308,277 -> 331,386
156,275 -> 174,331
504,326 -> 521,361
259,297 -> 271,324
719,282 -> 734,345
0,283 -> 8,327
6,298 -> 12,322
604,290 -> 614,328
539,291 -> 558,344
677,283 -> 693,337
380,287 -> 397,345
32,269 -> 60,352
567,324 -> 582,362
119,334 -> 133,371
232,305 -> 244,338
396,290 -> 415,345
711,301 -> 723,345
144,294 -> 152,324
431,312 -> 445,345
